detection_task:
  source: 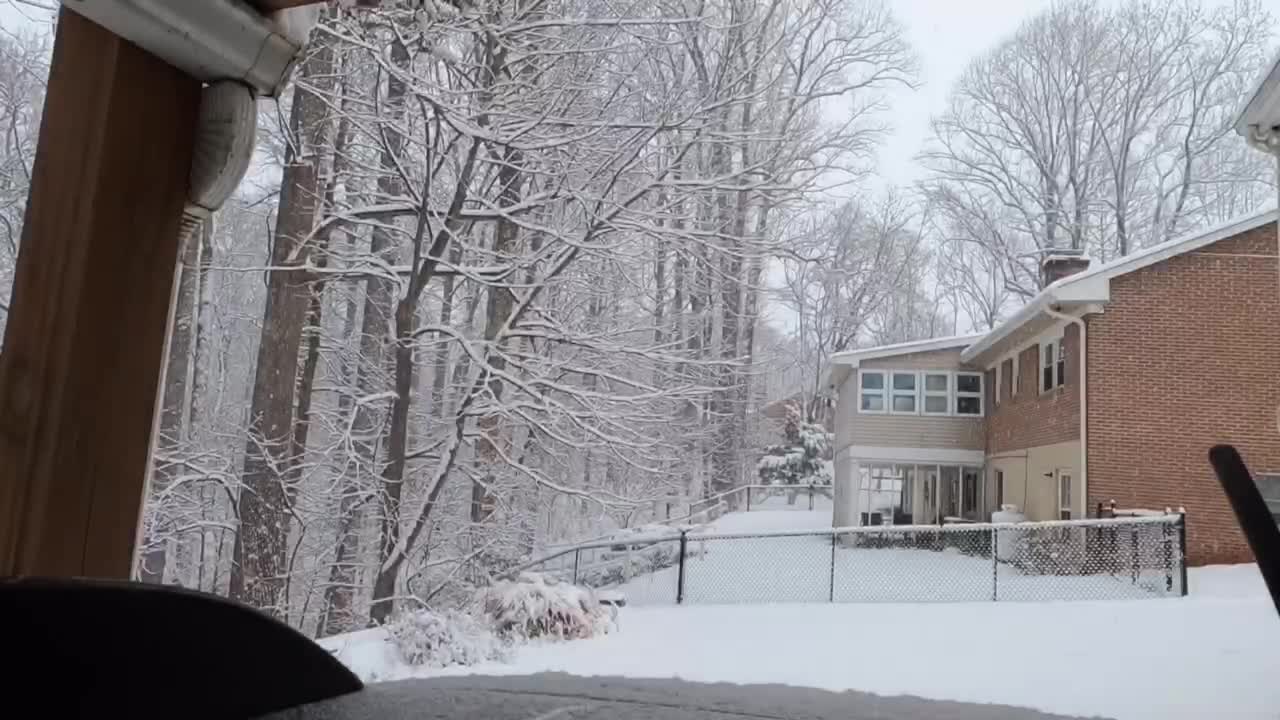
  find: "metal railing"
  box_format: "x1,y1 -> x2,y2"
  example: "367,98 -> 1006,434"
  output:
513,513 -> 1187,605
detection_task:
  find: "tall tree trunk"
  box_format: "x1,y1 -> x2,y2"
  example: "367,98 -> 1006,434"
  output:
321,38 -> 410,633
230,41 -> 335,614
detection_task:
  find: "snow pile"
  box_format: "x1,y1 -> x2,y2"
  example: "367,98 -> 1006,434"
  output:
385,609 -> 507,669
483,572 -> 615,641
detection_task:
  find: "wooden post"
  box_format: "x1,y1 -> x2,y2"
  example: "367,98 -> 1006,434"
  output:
0,10 -> 200,579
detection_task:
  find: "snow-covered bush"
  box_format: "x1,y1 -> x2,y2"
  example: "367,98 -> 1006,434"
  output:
483,572 -> 614,640
385,609 -> 508,668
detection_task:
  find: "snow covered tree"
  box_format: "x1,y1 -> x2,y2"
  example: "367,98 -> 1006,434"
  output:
756,404 -> 831,487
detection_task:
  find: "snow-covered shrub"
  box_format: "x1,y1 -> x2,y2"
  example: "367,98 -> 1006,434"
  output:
757,403 -> 832,487
385,609 -> 507,668
483,572 -> 614,640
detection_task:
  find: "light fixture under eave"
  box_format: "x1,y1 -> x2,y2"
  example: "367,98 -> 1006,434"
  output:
61,0 -> 304,98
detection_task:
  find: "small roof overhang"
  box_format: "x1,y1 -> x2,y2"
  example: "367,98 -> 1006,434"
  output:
1236,49 -> 1280,150
821,334 -> 984,391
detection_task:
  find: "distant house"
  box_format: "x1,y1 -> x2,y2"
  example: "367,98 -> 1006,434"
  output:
825,212 -> 1280,565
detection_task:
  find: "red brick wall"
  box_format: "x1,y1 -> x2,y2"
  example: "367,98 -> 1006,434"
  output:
1087,223 -> 1280,566
987,324 -> 1081,455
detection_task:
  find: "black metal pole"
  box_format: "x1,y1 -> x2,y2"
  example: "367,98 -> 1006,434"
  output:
1163,516 -> 1173,593
572,548 -> 580,585
676,531 -> 688,604
829,531 -> 837,602
809,484 -> 815,511
1131,527 -> 1139,584
992,526 -> 998,601
1179,511 -> 1188,597
746,487 -> 751,512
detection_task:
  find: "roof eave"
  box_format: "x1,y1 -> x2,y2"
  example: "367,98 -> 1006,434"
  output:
1236,50 -> 1280,151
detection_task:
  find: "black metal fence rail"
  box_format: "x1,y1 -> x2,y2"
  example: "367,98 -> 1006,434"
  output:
512,513 -> 1188,606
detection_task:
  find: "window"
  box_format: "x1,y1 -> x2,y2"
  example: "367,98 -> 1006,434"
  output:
923,373 -> 950,414
891,372 -> 918,414
955,372 -> 983,416
1058,471 -> 1073,520
1011,353 -> 1020,396
995,470 -> 1005,509
859,370 -> 886,412
1041,337 -> 1065,392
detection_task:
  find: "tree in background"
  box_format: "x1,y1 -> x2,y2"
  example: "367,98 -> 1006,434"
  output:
757,404 -> 831,491
923,0 -> 1274,300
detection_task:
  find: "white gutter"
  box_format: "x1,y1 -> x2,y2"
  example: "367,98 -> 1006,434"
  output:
64,0 -> 304,97
1045,306 -> 1087,516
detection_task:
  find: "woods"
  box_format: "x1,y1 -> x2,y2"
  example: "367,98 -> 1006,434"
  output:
0,0 -> 1274,636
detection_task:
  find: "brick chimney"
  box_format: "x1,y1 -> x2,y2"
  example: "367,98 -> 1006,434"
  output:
1041,249 -> 1090,286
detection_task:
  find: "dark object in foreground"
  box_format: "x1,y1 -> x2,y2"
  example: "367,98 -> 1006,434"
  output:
1209,444 -> 1280,616
260,673 -> 1097,720
0,577 -> 362,718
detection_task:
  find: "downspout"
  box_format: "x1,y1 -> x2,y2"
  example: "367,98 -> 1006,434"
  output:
1045,306 -> 1087,516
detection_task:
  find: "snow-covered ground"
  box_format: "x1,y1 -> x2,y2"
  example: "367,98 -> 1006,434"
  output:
320,563 -> 1280,720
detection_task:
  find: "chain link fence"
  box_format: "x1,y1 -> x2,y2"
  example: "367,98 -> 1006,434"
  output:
513,513 -> 1187,605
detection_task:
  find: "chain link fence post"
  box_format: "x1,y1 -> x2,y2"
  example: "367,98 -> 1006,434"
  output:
676,530 -> 688,604
992,525 -> 999,601
829,531 -> 837,602
809,484 -> 815,511
1178,511 -> 1189,596
572,547 -> 580,585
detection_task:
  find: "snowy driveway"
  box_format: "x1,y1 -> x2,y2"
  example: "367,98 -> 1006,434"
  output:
424,565 -> 1280,720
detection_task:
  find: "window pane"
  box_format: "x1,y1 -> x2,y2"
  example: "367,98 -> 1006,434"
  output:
925,374 -> 949,392
956,396 -> 981,415
861,372 -> 884,390
892,395 -> 916,412
893,373 -> 916,390
1042,343 -> 1053,368
924,395 -> 948,413
861,394 -> 884,411
1060,474 -> 1072,507
1042,367 -> 1053,391
956,374 -> 981,394
1056,359 -> 1066,386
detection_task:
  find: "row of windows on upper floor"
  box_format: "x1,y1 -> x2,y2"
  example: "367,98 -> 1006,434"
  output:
856,334 -> 1071,418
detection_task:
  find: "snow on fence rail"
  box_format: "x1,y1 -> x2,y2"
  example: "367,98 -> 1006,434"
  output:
510,513 -> 1188,606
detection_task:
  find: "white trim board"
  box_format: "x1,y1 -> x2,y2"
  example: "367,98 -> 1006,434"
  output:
848,446 -> 986,465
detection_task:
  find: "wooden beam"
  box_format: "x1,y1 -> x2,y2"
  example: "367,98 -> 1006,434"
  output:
0,10 -> 200,579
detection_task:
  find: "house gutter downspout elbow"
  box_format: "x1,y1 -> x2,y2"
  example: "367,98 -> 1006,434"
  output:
1045,304 -> 1087,517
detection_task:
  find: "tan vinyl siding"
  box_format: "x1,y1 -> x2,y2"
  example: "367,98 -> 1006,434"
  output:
845,413 -> 984,451
860,348 -> 965,370
836,346 -> 984,452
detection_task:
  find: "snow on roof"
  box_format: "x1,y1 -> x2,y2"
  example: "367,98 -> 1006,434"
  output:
961,208 -> 1278,363
828,334 -> 986,367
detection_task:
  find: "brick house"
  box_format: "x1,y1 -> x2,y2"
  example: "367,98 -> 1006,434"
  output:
826,210 -> 1280,565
